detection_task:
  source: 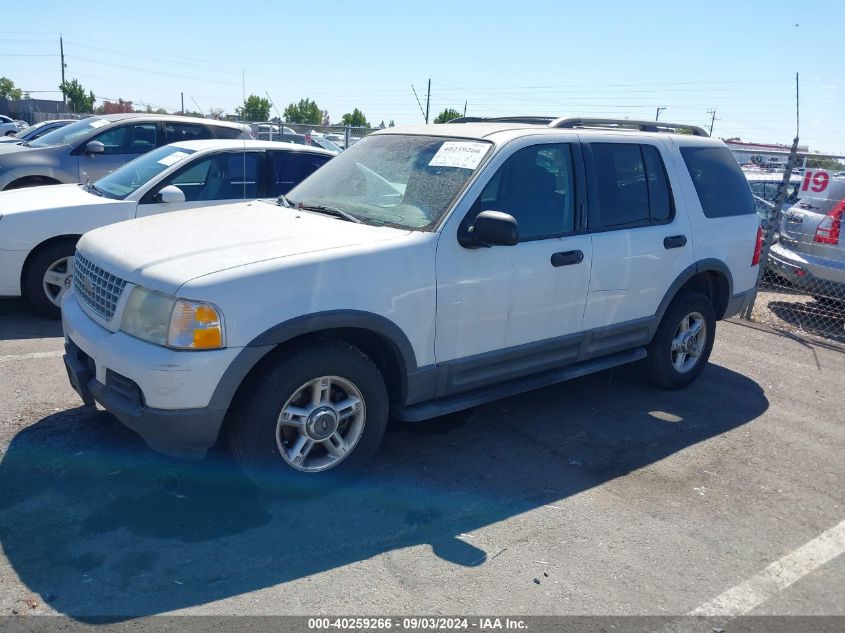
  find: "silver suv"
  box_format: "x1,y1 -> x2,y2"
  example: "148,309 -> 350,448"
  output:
0,113 -> 252,191
769,176 -> 845,302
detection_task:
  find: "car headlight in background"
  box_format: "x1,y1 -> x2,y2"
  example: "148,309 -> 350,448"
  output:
120,287 -> 224,349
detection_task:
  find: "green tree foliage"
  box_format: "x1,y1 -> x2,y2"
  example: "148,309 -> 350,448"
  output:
806,157 -> 845,171
59,79 -> 95,113
0,76 -> 22,101
341,108 -> 369,128
283,98 -> 323,125
237,95 -> 271,121
434,108 -> 462,124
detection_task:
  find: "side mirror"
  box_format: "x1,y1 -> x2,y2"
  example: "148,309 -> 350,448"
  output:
155,185 -> 186,204
460,210 -> 519,248
85,140 -> 105,155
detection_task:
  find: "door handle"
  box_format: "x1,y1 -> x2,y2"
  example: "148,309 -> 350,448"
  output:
550,250 -> 584,267
663,235 -> 687,249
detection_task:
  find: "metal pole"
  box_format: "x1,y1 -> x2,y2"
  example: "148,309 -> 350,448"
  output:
655,106 -> 666,121
708,109 -> 717,136
59,35 -> 66,109
425,78 -> 430,124
181,92 -> 184,116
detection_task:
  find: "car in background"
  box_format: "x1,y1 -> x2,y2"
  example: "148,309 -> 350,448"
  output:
0,113 -> 252,191
0,119 -> 75,144
768,176 -> 845,303
0,139 -> 333,315
0,115 -> 27,137
276,132 -> 341,154
744,170 -> 801,207
250,123 -> 296,139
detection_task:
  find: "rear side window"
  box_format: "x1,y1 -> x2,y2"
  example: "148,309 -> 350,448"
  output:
589,143 -> 674,229
680,146 -> 755,217
269,151 -> 332,196
164,122 -> 210,143
212,125 -> 248,139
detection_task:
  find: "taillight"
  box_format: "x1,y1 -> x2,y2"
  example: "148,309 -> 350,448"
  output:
814,200 -> 845,245
752,225 -> 764,266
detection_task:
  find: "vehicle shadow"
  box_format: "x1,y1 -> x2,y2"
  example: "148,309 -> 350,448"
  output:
0,362 -> 768,619
767,299 -> 845,344
0,298 -> 62,340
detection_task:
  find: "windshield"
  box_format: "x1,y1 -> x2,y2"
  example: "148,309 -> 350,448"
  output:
93,145 -> 195,199
286,134 -> 491,230
28,117 -> 110,148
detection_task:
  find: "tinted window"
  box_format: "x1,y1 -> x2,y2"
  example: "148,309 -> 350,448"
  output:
591,143 -> 649,228
212,125 -> 248,140
164,122 -> 209,143
680,146 -> 755,217
158,151 -> 259,202
470,144 -> 575,240
642,145 -> 673,222
93,123 -> 157,155
269,151 -> 332,196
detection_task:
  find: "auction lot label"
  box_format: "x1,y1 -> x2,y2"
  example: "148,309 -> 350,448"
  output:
429,141 -> 489,170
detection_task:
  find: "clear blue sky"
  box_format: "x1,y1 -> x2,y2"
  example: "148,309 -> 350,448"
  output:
2,0 -> 843,152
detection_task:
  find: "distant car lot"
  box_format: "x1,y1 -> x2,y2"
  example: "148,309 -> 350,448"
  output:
0,300 -> 842,617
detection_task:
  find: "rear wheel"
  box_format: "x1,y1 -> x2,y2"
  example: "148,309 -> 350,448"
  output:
646,290 -> 715,389
23,240 -> 77,318
228,340 -> 388,492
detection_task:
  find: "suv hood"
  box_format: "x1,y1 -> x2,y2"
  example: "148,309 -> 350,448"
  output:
77,200 -> 411,295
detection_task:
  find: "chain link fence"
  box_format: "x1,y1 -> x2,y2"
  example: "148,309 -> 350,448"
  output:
741,162 -> 845,346
241,122 -> 379,152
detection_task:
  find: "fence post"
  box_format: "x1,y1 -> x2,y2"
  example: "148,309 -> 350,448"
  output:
740,136 -> 801,320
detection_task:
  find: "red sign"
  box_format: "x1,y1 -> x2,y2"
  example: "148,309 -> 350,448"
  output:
801,170 -> 830,193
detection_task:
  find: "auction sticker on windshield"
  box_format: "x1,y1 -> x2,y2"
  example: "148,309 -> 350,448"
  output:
429,141 -> 488,170
157,151 -> 190,167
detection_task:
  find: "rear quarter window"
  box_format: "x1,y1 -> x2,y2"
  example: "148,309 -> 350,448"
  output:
212,125 -> 249,139
680,146 -> 755,218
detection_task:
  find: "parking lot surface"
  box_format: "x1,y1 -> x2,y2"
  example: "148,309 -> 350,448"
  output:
0,297 -> 842,618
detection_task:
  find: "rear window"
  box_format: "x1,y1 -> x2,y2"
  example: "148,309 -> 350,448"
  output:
681,146 -> 755,218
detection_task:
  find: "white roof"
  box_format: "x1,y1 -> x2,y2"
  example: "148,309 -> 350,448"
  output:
166,138 -> 335,156
375,122 -> 723,146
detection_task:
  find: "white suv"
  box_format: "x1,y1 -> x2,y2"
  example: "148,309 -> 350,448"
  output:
61,117 -> 763,488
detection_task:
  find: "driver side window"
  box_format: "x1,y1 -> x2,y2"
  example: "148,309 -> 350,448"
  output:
468,144 -> 576,241
155,152 -> 260,202
93,123 -> 157,155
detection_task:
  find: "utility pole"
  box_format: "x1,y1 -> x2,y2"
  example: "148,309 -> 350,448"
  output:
655,106 -> 666,121
181,92 -> 185,116
425,78 -> 431,124
59,35 -> 66,108
463,100 -> 467,117
707,109 -> 717,136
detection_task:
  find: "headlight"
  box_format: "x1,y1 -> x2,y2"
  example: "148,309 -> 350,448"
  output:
120,287 -> 224,350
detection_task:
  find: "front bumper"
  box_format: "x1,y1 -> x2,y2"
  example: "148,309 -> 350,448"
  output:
62,290 -> 243,459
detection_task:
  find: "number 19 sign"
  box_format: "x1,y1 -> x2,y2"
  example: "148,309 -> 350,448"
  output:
801,170 -> 830,193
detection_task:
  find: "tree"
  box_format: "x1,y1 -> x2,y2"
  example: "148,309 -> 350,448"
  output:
0,77 -> 22,101
388,120 -> 395,127
434,108 -> 462,124
806,157 -> 845,171
59,79 -> 95,113
208,107 -> 226,120
236,95 -> 270,121
283,98 -> 323,125
341,108 -> 369,128
378,120 -> 386,129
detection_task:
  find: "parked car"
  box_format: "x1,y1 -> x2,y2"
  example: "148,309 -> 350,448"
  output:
0,140 -> 333,316
0,113 -> 252,191
0,114 -> 27,137
0,119 -> 75,144
61,117 -> 761,488
744,171 -> 801,206
250,123 -> 296,140
768,176 -> 845,302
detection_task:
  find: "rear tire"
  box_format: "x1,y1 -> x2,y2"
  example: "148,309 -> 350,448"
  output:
228,340 -> 388,493
23,240 -> 77,318
646,289 -> 716,389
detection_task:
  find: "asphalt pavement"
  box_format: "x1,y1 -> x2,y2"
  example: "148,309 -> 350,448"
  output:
0,297 -> 842,619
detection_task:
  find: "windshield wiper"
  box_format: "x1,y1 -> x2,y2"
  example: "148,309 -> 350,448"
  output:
276,194 -> 293,208
294,202 -> 362,224
83,181 -> 104,197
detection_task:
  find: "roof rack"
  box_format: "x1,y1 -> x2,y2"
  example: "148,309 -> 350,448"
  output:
447,116 -> 557,125
548,117 -> 709,137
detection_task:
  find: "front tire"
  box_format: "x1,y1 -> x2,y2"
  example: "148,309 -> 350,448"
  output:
646,290 -> 716,389
228,340 -> 388,492
23,240 -> 77,318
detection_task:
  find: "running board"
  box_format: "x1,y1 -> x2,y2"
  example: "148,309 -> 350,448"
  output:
394,347 -> 647,423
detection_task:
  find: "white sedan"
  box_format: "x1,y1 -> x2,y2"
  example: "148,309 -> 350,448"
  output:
0,139 -> 333,316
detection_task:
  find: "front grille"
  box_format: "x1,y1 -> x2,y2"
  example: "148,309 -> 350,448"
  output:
73,252 -> 127,321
